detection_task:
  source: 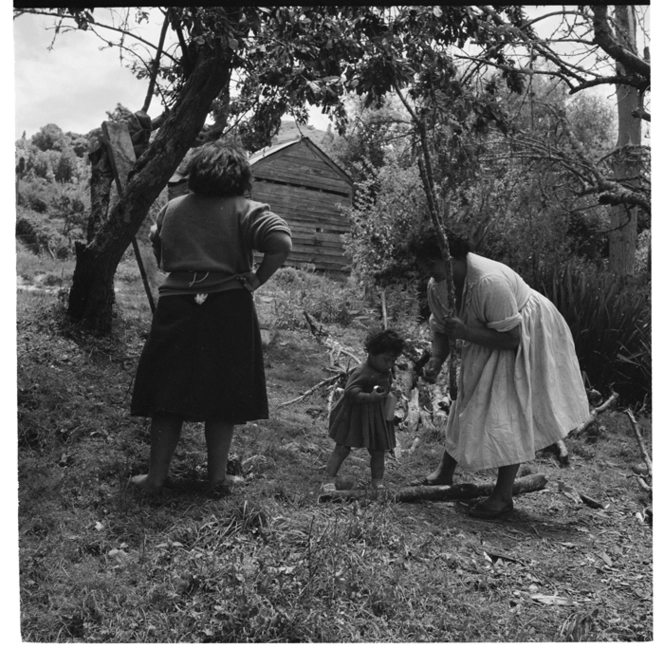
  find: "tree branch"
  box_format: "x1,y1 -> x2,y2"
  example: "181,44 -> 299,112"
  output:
591,6 -> 650,79
17,8 -> 178,66
142,9 -> 170,113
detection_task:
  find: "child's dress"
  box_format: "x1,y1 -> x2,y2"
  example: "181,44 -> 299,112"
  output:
328,362 -> 396,451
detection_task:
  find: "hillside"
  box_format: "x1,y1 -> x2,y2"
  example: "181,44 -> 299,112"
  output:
16,247 -> 653,643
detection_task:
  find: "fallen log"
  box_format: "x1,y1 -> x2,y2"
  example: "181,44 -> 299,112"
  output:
570,391 -> 619,437
406,386 -> 421,432
318,473 -> 547,503
431,384 -> 450,426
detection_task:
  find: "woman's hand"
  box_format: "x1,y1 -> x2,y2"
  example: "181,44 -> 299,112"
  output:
443,316 -> 467,340
422,357 -> 443,383
236,271 -> 261,292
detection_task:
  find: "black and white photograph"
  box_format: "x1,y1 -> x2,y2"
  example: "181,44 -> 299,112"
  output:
11,3 -> 656,655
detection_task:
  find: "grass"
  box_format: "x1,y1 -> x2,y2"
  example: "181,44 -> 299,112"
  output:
16,248 -> 653,643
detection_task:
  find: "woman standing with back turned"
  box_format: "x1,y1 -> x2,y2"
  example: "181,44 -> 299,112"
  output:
130,141 -> 291,491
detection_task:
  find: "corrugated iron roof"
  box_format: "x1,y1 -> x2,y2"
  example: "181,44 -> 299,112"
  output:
247,139 -> 300,164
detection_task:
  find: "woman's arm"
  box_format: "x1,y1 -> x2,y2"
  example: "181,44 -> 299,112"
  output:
238,232 -> 292,291
422,332 -> 450,382
445,317 -> 521,350
255,232 -> 292,286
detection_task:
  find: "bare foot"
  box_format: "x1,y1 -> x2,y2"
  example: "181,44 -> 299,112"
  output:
128,474 -> 163,492
209,474 -> 245,488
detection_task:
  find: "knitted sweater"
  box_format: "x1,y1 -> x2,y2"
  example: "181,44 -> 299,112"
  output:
152,194 -> 291,295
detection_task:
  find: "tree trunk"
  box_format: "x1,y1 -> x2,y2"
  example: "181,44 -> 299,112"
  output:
68,48 -> 233,333
87,142 -> 114,243
608,5 -> 641,276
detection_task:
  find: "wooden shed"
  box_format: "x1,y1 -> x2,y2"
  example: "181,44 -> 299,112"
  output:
167,136 -> 354,273
248,137 -> 353,273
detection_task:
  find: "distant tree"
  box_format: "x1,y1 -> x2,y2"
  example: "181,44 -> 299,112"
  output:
31,123 -> 69,153
14,7 -> 366,332
454,5 -> 650,275
16,5 -> 646,330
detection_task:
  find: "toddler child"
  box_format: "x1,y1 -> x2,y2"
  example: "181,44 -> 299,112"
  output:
322,329 -> 405,492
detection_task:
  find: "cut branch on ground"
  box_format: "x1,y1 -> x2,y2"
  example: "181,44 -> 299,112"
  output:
319,473 -> 548,503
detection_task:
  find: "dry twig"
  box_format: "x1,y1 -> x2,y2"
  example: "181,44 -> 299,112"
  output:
276,373 -> 345,409
625,408 -> 652,493
571,391 -> 619,437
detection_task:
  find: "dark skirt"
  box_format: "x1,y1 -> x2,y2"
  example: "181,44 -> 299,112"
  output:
130,290 -> 268,423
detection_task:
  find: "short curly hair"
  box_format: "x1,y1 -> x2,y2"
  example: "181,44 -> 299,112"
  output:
186,141 -> 253,196
365,328 -> 405,357
408,226 -> 472,261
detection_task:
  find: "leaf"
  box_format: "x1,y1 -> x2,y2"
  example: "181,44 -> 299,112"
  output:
599,552 -> 613,568
558,481 -> 582,504
531,593 -> 574,606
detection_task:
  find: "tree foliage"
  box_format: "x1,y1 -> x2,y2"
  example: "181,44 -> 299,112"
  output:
14,5 -> 650,330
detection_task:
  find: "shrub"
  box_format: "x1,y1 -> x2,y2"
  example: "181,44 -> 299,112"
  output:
267,267 -> 363,329
535,262 -> 651,407
15,208 -> 75,258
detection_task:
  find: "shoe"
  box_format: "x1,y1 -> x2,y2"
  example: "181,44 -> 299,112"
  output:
468,500 -> 514,520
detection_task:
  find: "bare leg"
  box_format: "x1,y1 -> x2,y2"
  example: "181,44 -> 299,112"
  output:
130,413 -> 183,490
477,463 -> 520,511
324,444 -> 351,483
205,420 -> 235,485
370,450 -> 385,487
425,450 -> 457,485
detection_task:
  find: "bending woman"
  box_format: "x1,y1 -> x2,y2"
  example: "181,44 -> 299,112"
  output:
410,228 -> 589,519
130,141 -> 291,491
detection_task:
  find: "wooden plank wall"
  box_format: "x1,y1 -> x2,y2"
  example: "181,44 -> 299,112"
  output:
251,179 -> 351,272
251,141 -> 353,272
167,140 -> 354,272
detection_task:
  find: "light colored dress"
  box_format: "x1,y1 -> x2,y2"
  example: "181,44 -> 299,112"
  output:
428,253 -> 590,470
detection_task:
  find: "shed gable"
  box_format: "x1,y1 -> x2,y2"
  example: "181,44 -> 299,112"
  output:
249,137 -> 353,273
250,137 -> 352,198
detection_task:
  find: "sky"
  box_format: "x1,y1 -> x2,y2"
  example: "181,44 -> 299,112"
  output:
12,8 -> 330,140
14,8 -> 170,139
12,6 -> 652,142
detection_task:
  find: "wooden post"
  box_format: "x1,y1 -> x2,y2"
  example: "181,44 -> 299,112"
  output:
381,289 -> 388,329
101,121 -> 156,314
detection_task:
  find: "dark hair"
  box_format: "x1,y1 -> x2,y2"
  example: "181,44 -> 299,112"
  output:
186,141 -> 253,196
408,227 -> 472,261
365,328 -> 405,356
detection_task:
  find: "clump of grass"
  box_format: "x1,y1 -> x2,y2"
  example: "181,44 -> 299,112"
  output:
536,262 -> 651,407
